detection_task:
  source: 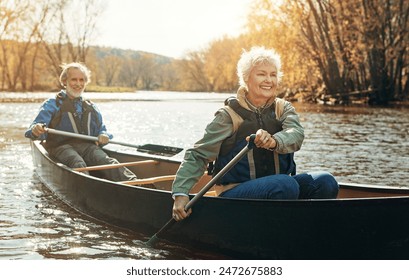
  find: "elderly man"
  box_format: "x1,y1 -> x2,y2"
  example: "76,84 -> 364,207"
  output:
25,62 -> 136,182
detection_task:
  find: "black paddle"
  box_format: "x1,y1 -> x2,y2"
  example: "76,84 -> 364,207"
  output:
46,128 -> 183,156
145,134 -> 256,247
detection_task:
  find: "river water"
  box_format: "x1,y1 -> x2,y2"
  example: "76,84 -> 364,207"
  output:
0,91 -> 408,260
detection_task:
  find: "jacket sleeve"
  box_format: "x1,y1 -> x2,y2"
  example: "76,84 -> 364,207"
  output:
273,101 -> 305,154
172,109 -> 234,195
24,99 -> 58,140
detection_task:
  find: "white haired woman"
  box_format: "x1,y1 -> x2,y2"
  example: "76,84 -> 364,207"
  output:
171,47 -> 339,221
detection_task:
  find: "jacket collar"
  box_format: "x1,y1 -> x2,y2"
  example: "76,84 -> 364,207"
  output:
236,86 -> 276,112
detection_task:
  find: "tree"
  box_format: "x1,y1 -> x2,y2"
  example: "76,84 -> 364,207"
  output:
177,51 -> 210,91
285,0 -> 409,104
101,55 -> 121,86
203,36 -> 242,92
244,0 -> 321,95
359,0 -> 409,104
36,0 -> 105,86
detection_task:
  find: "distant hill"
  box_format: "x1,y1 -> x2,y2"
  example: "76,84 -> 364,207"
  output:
91,46 -> 174,64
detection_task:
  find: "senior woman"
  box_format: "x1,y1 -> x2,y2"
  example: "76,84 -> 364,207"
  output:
172,46 -> 339,221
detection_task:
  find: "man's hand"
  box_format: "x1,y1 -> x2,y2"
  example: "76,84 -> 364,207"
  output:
97,134 -> 109,145
32,123 -> 46,137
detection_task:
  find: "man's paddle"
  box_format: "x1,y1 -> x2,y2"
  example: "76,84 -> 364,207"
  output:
46,128 -> 183,156
145,134 -> 256,247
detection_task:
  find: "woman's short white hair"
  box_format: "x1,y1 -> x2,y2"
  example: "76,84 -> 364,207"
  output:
237,46 -> 283,88
59,62 -> 91,86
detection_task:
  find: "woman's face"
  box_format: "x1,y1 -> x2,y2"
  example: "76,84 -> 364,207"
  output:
65,68 -> 86,99
246,62 -> 278,106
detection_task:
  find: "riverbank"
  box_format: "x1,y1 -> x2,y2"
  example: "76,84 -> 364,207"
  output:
2,91 -> 407,108
0,91 -> 232,103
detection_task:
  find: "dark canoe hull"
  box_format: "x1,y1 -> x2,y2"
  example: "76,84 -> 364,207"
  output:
30,141 -> 409,259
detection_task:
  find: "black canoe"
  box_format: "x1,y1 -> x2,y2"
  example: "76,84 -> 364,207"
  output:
30,140 -> 409,259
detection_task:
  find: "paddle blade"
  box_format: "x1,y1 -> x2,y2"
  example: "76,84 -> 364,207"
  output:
145,218 -> 177,247
137,144 -> 183,156
145,234 -> 160,247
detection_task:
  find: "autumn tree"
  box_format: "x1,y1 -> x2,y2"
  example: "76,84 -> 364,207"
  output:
176,51 -> 210,92
284,0 -> 409,104
156,61 -> 181,91
0,0 -> 42,91
359,0 -> 409,104
202,36 -> 243,92
36,0 -> 105,86
101,55 -> 121,86
245,0 -> 321,97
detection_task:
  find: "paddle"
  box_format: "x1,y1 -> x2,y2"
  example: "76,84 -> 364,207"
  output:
145,134 -> 256,247
45,128 -> 183,156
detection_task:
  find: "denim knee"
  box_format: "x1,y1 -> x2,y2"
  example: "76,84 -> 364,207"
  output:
220,174 -> 299,199
317,172 -> 339,198
270,174 -> 300,199
294,171 -> 339,199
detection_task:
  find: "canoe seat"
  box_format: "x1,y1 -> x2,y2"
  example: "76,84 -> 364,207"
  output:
74,160 -> 159,172
204,190 -> 217,196
120,175 -> 176,185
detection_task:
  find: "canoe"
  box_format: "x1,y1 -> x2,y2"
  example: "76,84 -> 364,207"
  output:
30,140 -> 409,259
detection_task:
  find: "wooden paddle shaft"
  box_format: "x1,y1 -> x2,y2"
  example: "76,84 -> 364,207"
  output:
186,139 -> 254,210
46,128 -> 141,149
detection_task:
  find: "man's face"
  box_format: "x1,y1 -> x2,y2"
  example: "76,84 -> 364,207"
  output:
65,68 -> 86,99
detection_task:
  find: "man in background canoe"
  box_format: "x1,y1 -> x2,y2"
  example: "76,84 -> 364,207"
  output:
172,47 -> 339,221
25,62 -> 137,182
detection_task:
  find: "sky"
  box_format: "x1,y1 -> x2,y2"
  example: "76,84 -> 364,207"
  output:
94,0 -> 253,58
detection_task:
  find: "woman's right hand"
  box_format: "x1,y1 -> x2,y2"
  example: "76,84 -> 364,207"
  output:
172,196 -> 192,221
247,129 -> 276,150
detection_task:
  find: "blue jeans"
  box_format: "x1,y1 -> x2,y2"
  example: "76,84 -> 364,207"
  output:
219,171 -> 338,199
293,171 -> 339,199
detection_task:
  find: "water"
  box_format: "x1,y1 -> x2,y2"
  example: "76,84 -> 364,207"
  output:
0,91 -> 408,260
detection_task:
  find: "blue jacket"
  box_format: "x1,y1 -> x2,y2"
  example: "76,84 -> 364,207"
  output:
25,91 -> 112,147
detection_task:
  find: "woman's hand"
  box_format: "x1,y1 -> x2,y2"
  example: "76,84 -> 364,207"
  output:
172,196 -> 192,221
247,129 -> 277,150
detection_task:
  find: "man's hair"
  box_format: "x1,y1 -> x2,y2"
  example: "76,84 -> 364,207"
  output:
59,62 -> 91,86
237,46 -> 283,88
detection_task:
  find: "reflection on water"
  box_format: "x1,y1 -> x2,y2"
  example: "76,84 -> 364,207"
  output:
0,92 -> 408,259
